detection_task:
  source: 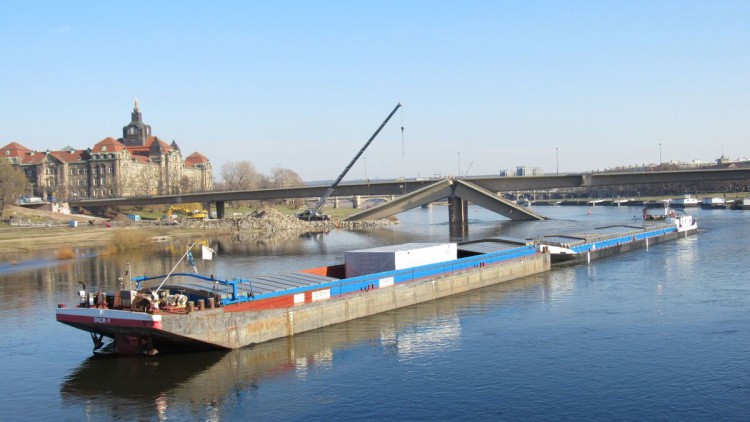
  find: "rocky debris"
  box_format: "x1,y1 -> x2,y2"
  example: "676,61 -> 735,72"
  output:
181,207 -> 398,231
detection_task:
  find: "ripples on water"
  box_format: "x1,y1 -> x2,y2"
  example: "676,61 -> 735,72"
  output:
0,206 -> 748,421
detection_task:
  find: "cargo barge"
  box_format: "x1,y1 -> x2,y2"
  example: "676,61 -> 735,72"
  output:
538,213 -> 697,265
56,238 -> 550,355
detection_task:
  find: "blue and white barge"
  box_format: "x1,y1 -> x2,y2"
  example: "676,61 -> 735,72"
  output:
538,214 -> 697,265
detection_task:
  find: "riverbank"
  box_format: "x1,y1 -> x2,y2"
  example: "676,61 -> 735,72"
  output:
0,206 -> 396,256
0,225 -> 230,255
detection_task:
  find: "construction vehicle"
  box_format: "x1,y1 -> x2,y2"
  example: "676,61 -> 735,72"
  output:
296,208 -> 331,221
163,204 -> 210,220
297,103 -> 402,221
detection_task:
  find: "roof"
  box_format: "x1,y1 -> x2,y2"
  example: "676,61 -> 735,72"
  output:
1,142 -> 31,158
457,237 -> 532,255
49,149 -> 88,163
185,152 -> 209,167
20,152 -> 46,165
347,243 -> 452,254
92,137 -> 127,153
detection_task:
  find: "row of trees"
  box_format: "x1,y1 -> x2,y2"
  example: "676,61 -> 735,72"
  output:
217,161 -> 304,190
217,161 -> 305,207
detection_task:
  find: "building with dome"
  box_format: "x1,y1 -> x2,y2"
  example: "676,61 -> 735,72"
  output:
1,100 -> 213,201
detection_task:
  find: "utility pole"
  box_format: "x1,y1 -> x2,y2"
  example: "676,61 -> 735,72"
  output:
556,147 -> 559,174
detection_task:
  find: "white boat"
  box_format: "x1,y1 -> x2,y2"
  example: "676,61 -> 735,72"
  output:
671,195 -> 699,208
700,197 -> 726,209
731,198 -> 750,210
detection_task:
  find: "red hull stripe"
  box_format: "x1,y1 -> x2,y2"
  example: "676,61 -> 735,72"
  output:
56,308 -> 162,329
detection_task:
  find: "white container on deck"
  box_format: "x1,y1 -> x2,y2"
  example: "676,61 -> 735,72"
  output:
345,243 -> 457,278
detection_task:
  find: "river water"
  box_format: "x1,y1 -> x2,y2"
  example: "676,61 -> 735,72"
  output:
0,205 -> 748,421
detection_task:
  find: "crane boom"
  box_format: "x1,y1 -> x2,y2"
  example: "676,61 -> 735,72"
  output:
299,103 -> 402,220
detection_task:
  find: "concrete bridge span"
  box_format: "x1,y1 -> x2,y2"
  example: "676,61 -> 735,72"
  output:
344,178 -> 546,226
68,168 -> 750,220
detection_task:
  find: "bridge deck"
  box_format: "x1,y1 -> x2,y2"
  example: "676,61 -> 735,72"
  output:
344,178 -> 545,221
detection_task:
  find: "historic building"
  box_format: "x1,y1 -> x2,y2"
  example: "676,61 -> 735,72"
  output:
1,100 -> 213,201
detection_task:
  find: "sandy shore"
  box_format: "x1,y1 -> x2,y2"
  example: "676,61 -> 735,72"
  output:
0,205 -> 226,255
0,225 -> 230,256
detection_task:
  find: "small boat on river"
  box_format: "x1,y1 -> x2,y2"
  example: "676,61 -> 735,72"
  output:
671,194 -> 699,208
701,197 -> 726,209
641,206 -> 675,221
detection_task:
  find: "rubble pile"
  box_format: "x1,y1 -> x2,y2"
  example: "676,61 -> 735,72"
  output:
182,207 -> 398,231
235,208 -> 322,231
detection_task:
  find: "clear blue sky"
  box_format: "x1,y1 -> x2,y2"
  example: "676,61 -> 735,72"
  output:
2,1 -> 748,182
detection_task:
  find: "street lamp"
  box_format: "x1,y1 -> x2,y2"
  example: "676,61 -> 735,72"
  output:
556,147 -> 559,174
363,157 -> 367,182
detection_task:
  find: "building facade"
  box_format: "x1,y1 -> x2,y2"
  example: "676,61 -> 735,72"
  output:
1,101 -> 213,201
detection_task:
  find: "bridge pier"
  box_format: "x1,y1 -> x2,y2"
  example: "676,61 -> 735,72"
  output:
333,198 -> 339,209
448,196 -> 468,238
352,195 -> 361,209
216,201 -> 225,219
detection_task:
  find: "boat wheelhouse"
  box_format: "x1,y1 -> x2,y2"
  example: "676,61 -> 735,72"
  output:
671,194 -> 699,208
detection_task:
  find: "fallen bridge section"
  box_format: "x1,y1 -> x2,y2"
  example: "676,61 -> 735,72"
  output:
343,178 -> 546,223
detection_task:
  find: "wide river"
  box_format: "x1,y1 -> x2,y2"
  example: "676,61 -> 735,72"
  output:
0,205 -> 748,421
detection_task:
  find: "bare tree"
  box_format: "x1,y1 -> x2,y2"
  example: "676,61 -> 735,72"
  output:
221,161 -> 262,207
270,167 -> 303,188
0,160 -> 30,212
221,161 -> 261,190
131,165 -> 158,196
270,167 -> 304,206
180,176 -> 194,193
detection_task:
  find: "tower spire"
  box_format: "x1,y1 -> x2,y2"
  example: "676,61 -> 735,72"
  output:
122,99 -> 151,146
